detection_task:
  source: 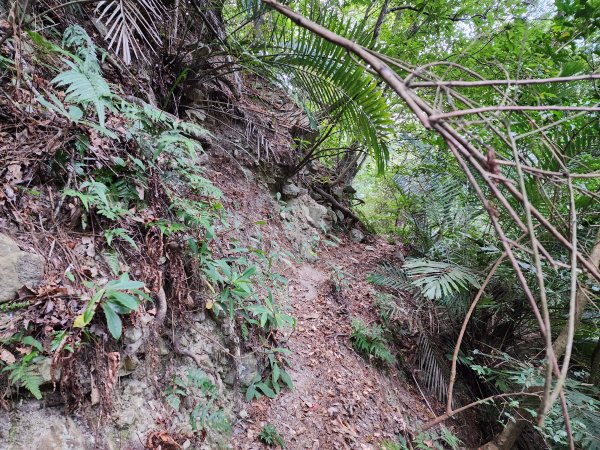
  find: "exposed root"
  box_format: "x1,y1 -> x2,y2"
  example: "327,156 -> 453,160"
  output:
225,318 -> 241,397
313,186 -> 360,222
155,287 -> 167,329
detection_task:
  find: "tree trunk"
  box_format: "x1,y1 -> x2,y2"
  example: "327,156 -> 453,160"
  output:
481,421 -> 527,450
483,227 -> 600,449
372,0 -> 389,41
590,334 -> 600,386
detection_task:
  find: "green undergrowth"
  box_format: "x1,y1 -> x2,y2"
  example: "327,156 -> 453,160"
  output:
351,318 -> 395,365
0,25 -> 295,419
258,423 -> 286,448
380,427 -> 462,450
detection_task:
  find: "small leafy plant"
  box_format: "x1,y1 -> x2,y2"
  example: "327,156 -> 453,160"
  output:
73,273 -> 147,339
350,318 -> 395,365
104,227 -> 138,249
258,423 -> 285,448
380,428 -> 462,450
203,258 -> 256,318
2,351 -> 44,400
245,292 -> 295,331
63,180 -> 130,223
330,264 -> 351,292
246,348 -> 294,401
35,25 -> 114,127
164,368 -> 231,437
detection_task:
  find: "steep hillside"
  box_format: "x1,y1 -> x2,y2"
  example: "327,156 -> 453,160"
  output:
0,22 -> 455,450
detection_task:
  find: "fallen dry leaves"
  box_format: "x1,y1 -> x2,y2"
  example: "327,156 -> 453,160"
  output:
231,237 -> 431,449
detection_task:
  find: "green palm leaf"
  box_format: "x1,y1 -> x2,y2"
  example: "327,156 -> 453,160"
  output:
403,259 -> 480,301
369,258 -> 480,301
240,2 -> 393,172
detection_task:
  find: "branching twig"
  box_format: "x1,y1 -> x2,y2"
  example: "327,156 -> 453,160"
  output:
409,73 -> 600,88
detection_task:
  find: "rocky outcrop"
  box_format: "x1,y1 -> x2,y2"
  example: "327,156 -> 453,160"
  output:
0,404 -> 95,450
0,234 -> 45,303
286,194 -> 332,232
281,182 -> 307,198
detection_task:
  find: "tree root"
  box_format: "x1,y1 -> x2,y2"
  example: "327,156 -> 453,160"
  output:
154,287 -> 167,329
313,186 -> 360,222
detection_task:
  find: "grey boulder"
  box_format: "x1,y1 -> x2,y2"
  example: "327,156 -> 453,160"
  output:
0,234 -> 45,303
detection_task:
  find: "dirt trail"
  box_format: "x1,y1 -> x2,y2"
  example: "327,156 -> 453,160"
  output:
232,240 -> 431,449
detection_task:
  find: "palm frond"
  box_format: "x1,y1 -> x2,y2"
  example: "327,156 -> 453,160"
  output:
241,2 -> 393,172
369,258 -> 480,301
93,0 -> 164,64
416,334 -> 454,407
404,259 -> 480,301
368,263 -> 412,292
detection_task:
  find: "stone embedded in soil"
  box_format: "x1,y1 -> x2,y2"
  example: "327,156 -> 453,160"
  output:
282,182 -> 303,198
349,228 -> 365,243
0,233 -> 45,303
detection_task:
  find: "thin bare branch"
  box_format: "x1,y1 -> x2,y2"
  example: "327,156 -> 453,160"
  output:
409,73 -> 600,88
430,105 -> 600,121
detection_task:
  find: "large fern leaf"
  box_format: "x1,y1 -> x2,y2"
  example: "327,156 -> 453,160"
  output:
351,318 -> 395,364
52,60 -> 113,126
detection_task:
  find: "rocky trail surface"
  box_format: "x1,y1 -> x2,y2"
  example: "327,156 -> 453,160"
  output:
232,240 -> 433,449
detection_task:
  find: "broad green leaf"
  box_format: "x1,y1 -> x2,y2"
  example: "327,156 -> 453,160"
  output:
102,303 -> 122,339
257,383 -> 276,399
280,370 -> 293,389
107,274 -> 144,291
108,291 -> 140,312
272,363 -> 280,384
246,385 -> 257,402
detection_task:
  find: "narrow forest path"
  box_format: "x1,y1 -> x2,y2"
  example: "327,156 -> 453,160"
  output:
232,241 -> 433,449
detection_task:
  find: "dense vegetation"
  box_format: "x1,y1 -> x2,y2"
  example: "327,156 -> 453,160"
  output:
1,0 -> 599,448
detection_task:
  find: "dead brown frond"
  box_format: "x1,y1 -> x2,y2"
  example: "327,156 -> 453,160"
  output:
93,0 -> 165,65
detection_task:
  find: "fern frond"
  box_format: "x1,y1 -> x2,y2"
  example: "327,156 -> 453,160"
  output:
52,59 -> 113,126
351,318 -> 395,365
3,358 -> 44,400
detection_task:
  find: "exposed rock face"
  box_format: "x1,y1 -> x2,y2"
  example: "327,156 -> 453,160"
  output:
281,182 -> 307,198
331,186 -> 344,199
326,208 -> 338,224
286,194 -> 332,232
0,234 -> 45,303
0,403 -> 95,450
